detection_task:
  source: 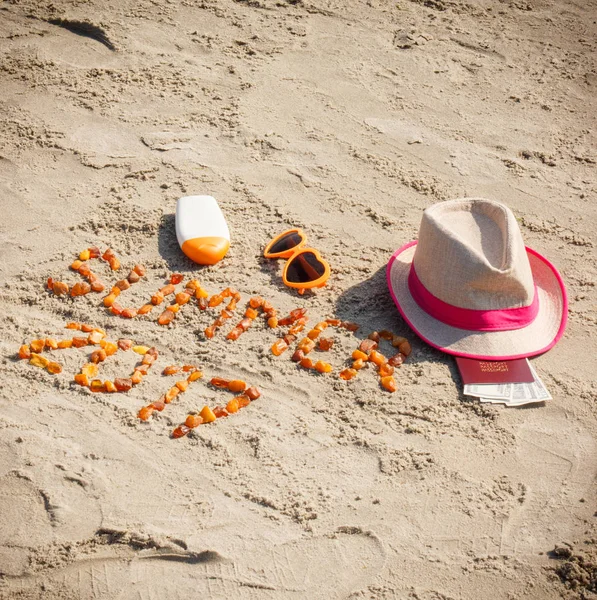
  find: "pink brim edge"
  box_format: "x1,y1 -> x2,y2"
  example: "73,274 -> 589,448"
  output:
386,240 -> 569,360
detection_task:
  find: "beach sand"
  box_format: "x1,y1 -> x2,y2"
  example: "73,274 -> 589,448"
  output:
0,0 -> 596,597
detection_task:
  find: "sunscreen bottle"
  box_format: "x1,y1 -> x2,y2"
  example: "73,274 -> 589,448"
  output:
175,195 -> 230,265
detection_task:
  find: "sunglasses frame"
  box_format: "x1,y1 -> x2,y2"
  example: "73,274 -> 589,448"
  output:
264,229 -> 330,293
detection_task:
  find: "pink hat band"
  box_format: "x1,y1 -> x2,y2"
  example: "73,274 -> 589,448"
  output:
408,263 -> 540,332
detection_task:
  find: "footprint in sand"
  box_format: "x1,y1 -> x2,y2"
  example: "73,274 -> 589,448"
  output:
1,528 -> 385,599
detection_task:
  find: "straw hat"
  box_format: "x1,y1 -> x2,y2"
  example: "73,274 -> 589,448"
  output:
386,198 -> 567,359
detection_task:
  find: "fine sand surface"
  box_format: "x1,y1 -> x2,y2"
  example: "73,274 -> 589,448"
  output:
1,0 -> 596,598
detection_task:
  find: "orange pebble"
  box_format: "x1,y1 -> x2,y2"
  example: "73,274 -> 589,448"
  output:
91,349 -> 107,363
152,399 -> 166,411
72,337 -> 88,348
103,293 -> 117,307
108,257 -> 120,271
57,340 -> 73,349
88,246 -> 101,259
18,345 -> 31,359
52,281 -> 69,295
226,328 -> 242,341
176,380 -> 189,392
208,294 -> 223,307
353,358 -> 365,370
381,376 -> 397,392
271,339 -> 288,356
300,357 -> 314,369
81,363 -> 98,377
133,264 -> 145,276
65,322 -> 81,330
352,349 -> 368,361
378,363 -> 394,377
392,335 -> 407,348
151,292 -> 164,305
314,321 -> 329,331
158,310 -> 175,326
172,425 -> 190,439
90,280 -> 105,293
170,273 -> 184,285
292,348 -> 305,362
185,414 -> 203,428
314,361 -> 332,374
298,338 -> 316,353
339,368 -> 357,381
200,405 -> 217,423
131,371 -> 143,385
114,378 -> 133,391
380,330 -> 394,340
88,331 -> 104,345
121,308 -> 138,319
138,304 -> 154,315
238,317 -> 252,331
163,365 -> 180,375
246,386 -> 261,400
175,292 -> 190,305
30,339 -> 45,353
103,342 -> 118,356
237,395 -> 251,408
127,270 -> 140,284
138,406 -> 154,421
78,263 -> 92,277
307,329 -> 321,340
342,321 -> 359,332
398,341 -> 412,357
288,323 -> 305,336
228,380 -> 246,393
110,302 -> 124,316
369,350 -> 387,366
360,339 -> 378,353
70,260 -> 83,271
164,386 -> 180,403
74,373 -> 89,386
318,337 -> 334,351
267,317 -> 279,328
213,406 -> 229,418
204,326 -> 216,339
325,318 -> 341,326
160,284 -> 176,296
249,297 -> 263,308
71,282 -> 91,297
45,338 -> 58,349
187,370 -> 203,382
90,379 -> 105,392
117,339 -> 133,351
46,361 -> 62,374
211,377 -> 230,388
245,307 -> 258,319
104,380 -> 117,393
226,398 -> 240,413
79,249 -> 91,261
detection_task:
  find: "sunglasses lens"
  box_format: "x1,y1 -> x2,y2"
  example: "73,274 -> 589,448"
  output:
286,251 -> 327,284
268,231 -> 303,256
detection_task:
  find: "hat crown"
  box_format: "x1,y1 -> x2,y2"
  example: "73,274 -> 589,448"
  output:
413,199 -> 535,310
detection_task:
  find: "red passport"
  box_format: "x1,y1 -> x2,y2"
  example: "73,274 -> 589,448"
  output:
455,357 -> 534,385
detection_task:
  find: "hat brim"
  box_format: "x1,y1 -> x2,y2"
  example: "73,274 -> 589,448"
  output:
386,241 -> 568,360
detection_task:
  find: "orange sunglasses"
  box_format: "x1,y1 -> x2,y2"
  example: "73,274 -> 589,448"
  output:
263,229 -> 330,295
